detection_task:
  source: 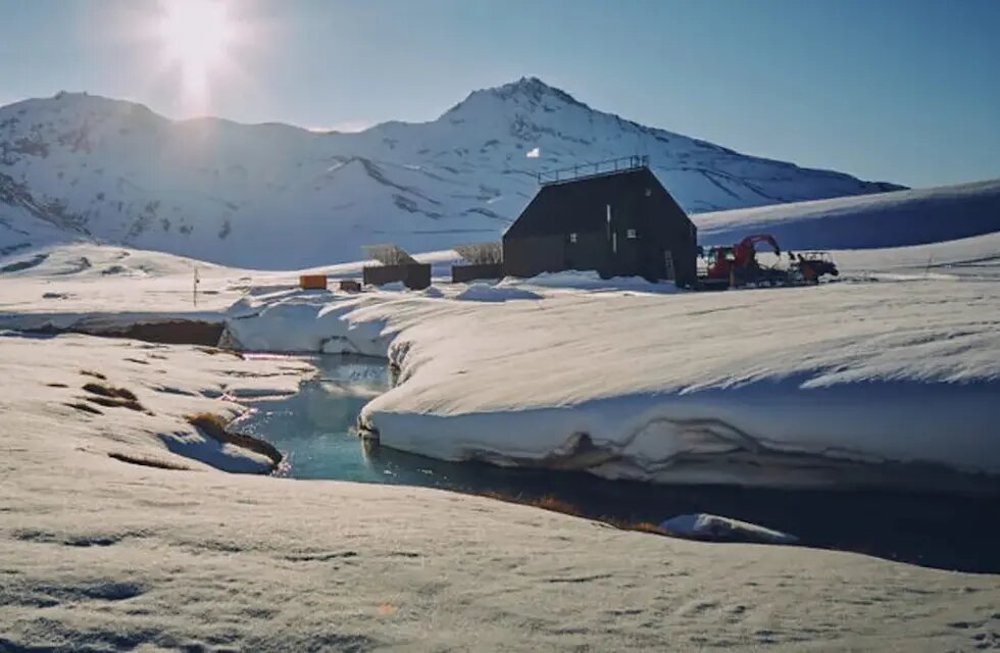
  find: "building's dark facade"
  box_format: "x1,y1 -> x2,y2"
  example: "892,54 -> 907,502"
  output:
502,165 -> 697,286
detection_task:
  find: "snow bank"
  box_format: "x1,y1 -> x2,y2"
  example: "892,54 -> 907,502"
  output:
500,270 -> 681,294
224,290 -> 385,355
834,230 -> 1000,279
6,240 -> 1000,491
220,235 -> 1000,491
0,331 -> 309,474
694,178 -> 1000,250
455,284 -> 542,302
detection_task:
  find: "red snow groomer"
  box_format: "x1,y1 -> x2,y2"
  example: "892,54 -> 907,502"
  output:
700,234 -> 839,289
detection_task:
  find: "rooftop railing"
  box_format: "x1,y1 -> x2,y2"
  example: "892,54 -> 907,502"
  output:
537,155 -> 649,186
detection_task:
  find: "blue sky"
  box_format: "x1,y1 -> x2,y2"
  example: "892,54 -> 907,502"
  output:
0,0 -> 998,188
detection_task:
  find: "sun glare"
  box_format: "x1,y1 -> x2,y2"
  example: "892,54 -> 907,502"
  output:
156,0 -> 235,108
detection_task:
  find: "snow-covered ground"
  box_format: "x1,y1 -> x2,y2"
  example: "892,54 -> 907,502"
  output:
4,332 -> 999,650
3,231 -> 999,493
695,177 -> 1000,249
4,185 -> 1000,647
219,241 -> 1000,491
0,243 -> 456,332
0,332 -> 308,475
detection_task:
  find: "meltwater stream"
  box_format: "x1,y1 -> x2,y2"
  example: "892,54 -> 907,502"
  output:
234,354 -> 1000,574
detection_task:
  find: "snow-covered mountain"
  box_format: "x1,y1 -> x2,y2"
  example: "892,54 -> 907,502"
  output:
0,77 -> 905,268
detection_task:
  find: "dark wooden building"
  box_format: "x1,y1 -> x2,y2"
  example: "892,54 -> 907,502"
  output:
502,157 -> 697,286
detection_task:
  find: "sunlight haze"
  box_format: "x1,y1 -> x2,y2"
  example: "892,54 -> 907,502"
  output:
0,0 -> 998,187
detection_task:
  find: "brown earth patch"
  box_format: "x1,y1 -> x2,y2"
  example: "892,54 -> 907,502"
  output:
186,412 -> 283,467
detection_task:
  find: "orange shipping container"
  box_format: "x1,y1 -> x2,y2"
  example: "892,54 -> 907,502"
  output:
299,274 -> 328,290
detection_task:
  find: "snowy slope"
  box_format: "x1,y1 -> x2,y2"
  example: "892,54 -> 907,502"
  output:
0,178 -> 87,257
694,178 -> 1000,249
0,78 -> 902,267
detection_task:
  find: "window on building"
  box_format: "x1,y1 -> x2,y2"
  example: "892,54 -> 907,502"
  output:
569,232 -> 578,243
626,228 -> 637,239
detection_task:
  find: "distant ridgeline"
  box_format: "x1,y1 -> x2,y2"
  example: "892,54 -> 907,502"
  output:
0,77 -> 936,269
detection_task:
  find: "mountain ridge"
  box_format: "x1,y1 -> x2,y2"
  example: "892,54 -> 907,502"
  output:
1,77 -> 907,268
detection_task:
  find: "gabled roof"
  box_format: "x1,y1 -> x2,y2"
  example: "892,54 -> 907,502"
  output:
505,167 -> 690,238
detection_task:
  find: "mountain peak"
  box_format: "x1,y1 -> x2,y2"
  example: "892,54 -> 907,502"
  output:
443,77 -> 589,118
495,77 -> 588,107
0,90 -> 163,126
